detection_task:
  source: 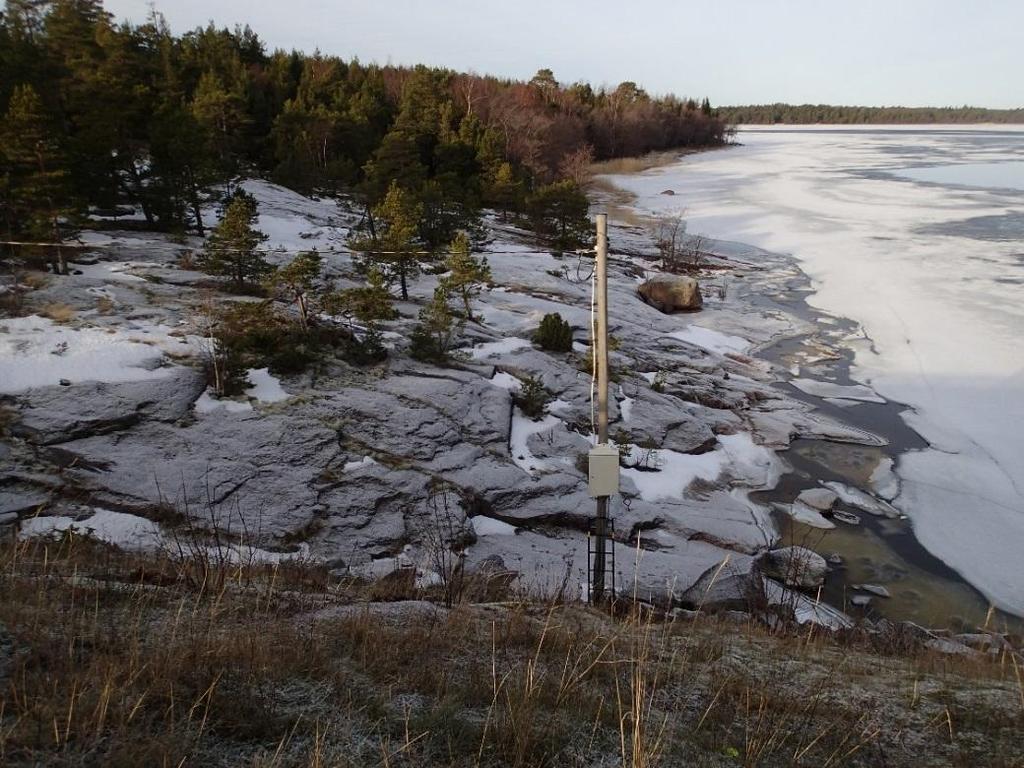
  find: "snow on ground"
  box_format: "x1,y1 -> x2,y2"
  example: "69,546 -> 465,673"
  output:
510,411 -> 563,475
20,507 -> 313,564
603,127 -> 1024,614
488,371 -> 521,390
194,389 -> 253,414
668,325 -> 750,355
469,337 -> 532,360
0,315 -> 178,394
245,367 -> 289,403
20,509 -> 162,549
343,456 -> 379,472
791,378 -> 885,403
239,179 -> 352,255
472,516 -> 518,536
623,432 -> 778,502
69,260 -> 148,282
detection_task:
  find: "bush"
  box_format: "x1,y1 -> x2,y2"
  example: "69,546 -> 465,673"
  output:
211,300 -> 347,386
515,375 -> 551,420
342,325 -> 388,365
533,312 -> 573,352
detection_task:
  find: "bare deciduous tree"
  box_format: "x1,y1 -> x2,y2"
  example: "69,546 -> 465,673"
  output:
422,484 -> 471,608
651,211 -> 687,272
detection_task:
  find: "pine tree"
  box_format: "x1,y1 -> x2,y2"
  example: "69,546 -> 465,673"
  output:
0,84 -> 75,273
327,268 -> 397,325
409,285 -> 459,364
200,194 -> 271,290
269,249 -> 321,330
361,129 -> 426,206
485,161 -> 523,220
441,231 -> 490,322
191,70 -> 250,182
526,180 -> 592,250
349,180 -> 422,301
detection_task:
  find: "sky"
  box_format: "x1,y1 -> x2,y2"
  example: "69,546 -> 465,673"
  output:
103,0 -> 1023,108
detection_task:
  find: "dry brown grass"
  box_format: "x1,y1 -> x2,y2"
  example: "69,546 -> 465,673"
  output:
0,533 -> 1021,768
39,302 -> 76,323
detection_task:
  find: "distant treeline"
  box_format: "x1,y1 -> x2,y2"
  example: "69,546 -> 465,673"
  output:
719,104 -> 1024,125
0,0 -> 728,244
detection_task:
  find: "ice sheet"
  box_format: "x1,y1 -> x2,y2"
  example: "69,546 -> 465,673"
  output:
602,126 -> 1024,614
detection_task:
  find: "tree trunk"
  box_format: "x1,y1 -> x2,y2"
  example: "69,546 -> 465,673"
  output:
399,263 -> 409,301
187,167 -> 205,236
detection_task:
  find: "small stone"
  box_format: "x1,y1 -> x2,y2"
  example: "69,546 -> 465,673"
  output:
59,379 -> 71,386
851,595 -> 872,607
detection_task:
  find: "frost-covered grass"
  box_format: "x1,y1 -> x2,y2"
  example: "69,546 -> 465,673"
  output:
0,536 -> 1020,768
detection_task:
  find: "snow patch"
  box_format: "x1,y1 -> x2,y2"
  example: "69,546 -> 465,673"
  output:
668,325 -> 750,355
472,516 -> 518,536
510,410 -> 562,475
0,316 -> 178,394
470,337 -> 532,360
622,432 -> 777,502
244,367 -> 289,403
194,389 -> 253,414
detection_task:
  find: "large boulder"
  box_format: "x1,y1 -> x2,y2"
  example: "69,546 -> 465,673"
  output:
758,546 -> 827,589
638,276 -> 702,313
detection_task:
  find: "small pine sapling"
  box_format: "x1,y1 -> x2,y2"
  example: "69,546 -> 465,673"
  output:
441,231 -> 490,321
516,375 -> 551,420
409,285 -> 460,364
533,312 -> 573,352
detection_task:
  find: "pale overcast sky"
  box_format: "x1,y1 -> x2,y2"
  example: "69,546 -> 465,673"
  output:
103,0 -> 1022,108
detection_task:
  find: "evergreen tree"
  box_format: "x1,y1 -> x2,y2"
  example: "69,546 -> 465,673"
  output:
485,161 -> 523,220
526,180 -> 592,250
0,84 -> 75,273
327,268 -> 397,325
349,180 -> 422,300
269,249 -> 321,330
409,285 -> 459,364
441,231 -> 490,322
148,100 -> 216,234
361,129 -> 425,206
191,70 -> 249,183
200,193 -> 271,289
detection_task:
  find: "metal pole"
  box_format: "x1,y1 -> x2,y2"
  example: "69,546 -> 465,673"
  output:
593,213 -> 609,603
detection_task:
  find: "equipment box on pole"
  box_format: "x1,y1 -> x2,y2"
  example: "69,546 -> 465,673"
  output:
588,443 -> 620,498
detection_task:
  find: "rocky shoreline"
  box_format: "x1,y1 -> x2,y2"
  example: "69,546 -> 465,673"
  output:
0,178 -> 1016,646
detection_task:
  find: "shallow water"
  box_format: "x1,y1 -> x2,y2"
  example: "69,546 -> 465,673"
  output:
604,126 -> 1024,617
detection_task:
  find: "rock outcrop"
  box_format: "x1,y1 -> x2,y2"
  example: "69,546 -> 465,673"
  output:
758,546 -> 828,589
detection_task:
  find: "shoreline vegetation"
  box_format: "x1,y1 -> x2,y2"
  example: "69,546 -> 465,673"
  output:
719,104 -> 1024,124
